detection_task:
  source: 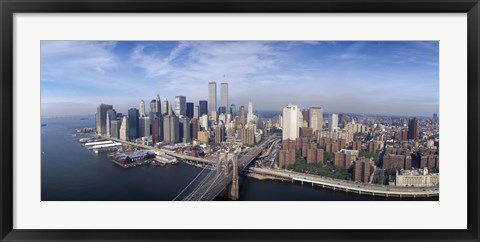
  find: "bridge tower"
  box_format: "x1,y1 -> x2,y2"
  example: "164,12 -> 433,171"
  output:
217,151 -> 239,200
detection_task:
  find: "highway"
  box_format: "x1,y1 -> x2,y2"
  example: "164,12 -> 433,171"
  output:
248,167 -> 439,198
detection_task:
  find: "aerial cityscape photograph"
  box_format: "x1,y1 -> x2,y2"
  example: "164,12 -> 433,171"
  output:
41,41 -> 439,201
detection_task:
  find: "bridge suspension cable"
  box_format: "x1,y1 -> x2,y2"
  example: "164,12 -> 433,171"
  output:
172,165 -> 210,201
181,168 -> 217,201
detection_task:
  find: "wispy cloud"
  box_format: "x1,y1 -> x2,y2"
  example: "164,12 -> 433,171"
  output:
41,41 -> 439,117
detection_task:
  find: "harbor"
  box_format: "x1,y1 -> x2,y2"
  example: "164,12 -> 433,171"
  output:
74,131 -> 179,169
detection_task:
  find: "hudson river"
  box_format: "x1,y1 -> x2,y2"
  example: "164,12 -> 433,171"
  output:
41,117 -> 437,201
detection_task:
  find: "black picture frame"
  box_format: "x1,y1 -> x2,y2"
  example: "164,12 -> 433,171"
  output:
1,0 -> 479,241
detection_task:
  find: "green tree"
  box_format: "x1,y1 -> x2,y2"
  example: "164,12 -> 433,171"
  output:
385,168 -> 397,175
333,167 -> 351,180
324,152 -> 333,162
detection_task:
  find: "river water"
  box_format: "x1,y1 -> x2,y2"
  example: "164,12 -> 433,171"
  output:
41,117 -> 437,201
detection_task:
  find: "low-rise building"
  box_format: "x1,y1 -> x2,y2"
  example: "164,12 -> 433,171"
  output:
393,167 -> 439,187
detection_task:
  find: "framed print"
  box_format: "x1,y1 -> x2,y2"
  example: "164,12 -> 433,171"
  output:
1,0 -> 479,241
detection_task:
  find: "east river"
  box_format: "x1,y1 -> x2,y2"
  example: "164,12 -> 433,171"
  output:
41,117 -> 437,201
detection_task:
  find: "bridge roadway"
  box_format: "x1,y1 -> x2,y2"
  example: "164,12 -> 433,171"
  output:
258,138 -> 280,159
98,136 -> 216,164
181,136 -> 275,201
248,167 -> 439,198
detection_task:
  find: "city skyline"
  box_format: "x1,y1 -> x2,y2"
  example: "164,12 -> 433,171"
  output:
41,41 -> 439,117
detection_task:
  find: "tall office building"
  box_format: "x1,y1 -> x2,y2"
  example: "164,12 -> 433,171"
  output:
149,99 -> 156,114
298,111 -> 304,128
119,116 -> 129,141
208,82 -> 217,115
106,109 -> 116,137
339,113 -> 347,127
139,116 -> 151,138
194,105 -> 199,119
329,114 -> 339,132
200,114 -> 209,130
163,107 -> 180,144
140,100 -> 146,117
230,104 -> 236,116
302,109 -> 310,127
247,100 -> 254,124
191,118 -> 199,140
282,104 -> 300,141
408,117 -> 419,140
199,100 -> 208,117
110,119 -> 121,139
162,98 -> 169,116
309,107 -> 323,133
186,102 -> 194,118
106,111 -> 111,137
220,82 -> 228,113
218,113 -> 226,125
218,106 -> 227,114
213,125 -> 225,144
156,94 -> 162,115
127,108 -> 139,140
175,95 -> 186,116
239,105 -> 245,125
151,115 -> 160,144
179,117 -> 191,143
210,111 -> 217,123
96,103 -> 113,136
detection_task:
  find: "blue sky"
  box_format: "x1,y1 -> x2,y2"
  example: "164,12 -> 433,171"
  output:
41,41 -> 439,117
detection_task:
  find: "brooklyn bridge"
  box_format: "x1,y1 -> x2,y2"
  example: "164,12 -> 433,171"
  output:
173,135 -> 277,201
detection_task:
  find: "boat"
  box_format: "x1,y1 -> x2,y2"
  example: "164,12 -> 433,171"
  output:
41,124 -> 47,127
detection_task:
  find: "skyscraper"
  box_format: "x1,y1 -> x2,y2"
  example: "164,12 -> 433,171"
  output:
194,105 -> 199,119
302,109 -> 310,127
239,105 -> 245,125
156,94 -> 162,115
230,104 -> 236,116
282,104 -> 300,141
208,82 -> 217,115
329,114 -> 338,132
106,109 -> 116,137
247,100 -> 254,124
139,116 -> 151,138
151,115 -> 160,144
162,98 -> 169,116
200,114 -> 209,130
309,107 -> 323,133
127,108 -> 139,141
119,116 -> 129,141
179,117 -> 191,143
175,95 -> 186,116
339,113 -> 347,127
191,118 -> 199,140
149,99 -> 156,114
140,100 -> 146,117
96,103 -> 113,136
220,82 -> 228,113
163,107 -> 180,144
110,119 -> 121,139
199,100 -> 208,117
186,102 -> 194,118
213,125 -> 225,144
105,109 -> 112,137
408,117 -> 419,140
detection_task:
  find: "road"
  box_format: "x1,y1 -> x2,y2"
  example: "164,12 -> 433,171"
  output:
248,167 -> 439,197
